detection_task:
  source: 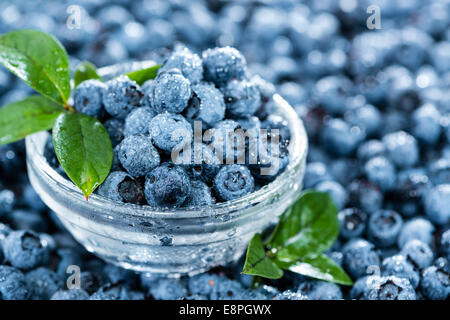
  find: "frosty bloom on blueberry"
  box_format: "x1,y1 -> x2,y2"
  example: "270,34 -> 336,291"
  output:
73,79 -> 106,118
103,75 -> 143,119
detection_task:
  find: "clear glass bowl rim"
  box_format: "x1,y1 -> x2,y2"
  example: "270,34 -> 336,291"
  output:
25,61 -> 308,221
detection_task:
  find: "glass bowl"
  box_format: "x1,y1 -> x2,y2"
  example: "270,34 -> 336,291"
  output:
25,62 -> 308,276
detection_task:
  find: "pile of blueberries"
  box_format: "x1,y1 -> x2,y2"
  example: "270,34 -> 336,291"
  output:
1,0 -> 450,300
44,45 -> 290,208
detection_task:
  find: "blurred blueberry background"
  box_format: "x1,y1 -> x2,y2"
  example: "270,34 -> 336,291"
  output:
0,0 -> 449,300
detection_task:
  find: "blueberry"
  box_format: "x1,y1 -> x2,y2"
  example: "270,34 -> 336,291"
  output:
210,120 -> 245,163
359,275 -> 416,300
149,278 -> 187,300
250,131 -> 290,182
297,280 -> 342,300
303,162 -> 331,189
367,210 -> 403,248
321,118 -> 365,156
430,41 -> 450,74
412,103 -> 442,145
103,264 -> 138,286
0,266 -> 29,300
338,208 -> 367,240
149,113 -> 193,153
342,238 -> 380,279
54,248 -> 83,279
73,79 -> 105,117
344,104 -> 382,137
118,135 -> 160,178
140,79 -> 154,95
213,165 -> 255,202
0,222 -> 11,242
103,118 -> 125,147
174,143 -> 221,182
75,271 -> 100,295
124,107 -> 155,136
25,267 -> 63,300
98,171 -> 144,205
420,258 -> 450,300
356,140 -> 386,163
3,230 -> 50,270
277,81 -> 306,106
441,230 -> 450,261
21,184 -> 46,213
401,240 -> 434,270
222,79 -> 261,118
237,116 -> 261,133
381,255 -> 420,289
183,82 -> 226,128
364,157 -> 396,192
202,46 -> 247,87
424,184 -> 450,226
150,69 -> 191,114
183,180 -> 215,207
347,179 -> 383,214
300,106 -> 327,140
382,131 -> 419,168
397,218 -> 435,248
389,168 -> 429,217
158,45 -> 203,84
428,158 -> 450,185
95,5 -> 133,30
51,289 -> 90,300
103,75 -> 143,119
262,114 -> 291,141
313,75 -> 354,115
144,163 -> 191,208
0,189 -> 15,217
393,28 -> 431,70
349,275 -> 370,299
387,80 -> 421,114
315,180 -> 347,210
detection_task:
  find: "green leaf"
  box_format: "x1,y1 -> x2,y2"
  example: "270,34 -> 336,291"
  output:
73,61 -> 102,88
0,95 -> 63,145
242,234 -> 283,279
281,254 -> 353,286
52,113 -> 113,198
268,191 -> 339,261
125,64 -> 161,85
0,30 -> 70,105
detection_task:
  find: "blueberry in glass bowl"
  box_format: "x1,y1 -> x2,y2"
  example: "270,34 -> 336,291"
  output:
25,50 -> 308,275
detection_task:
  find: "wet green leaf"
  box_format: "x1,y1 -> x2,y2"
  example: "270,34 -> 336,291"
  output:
52,113 -> 113,198
268,191 -> 339,260
242,191 -> 346,285
0,30 -> 70,105
73,61 -> 102,88
0,95 -> 63,145
125,64 -> 161,85
242,234 -> 283,279
280,254 -> 353,286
